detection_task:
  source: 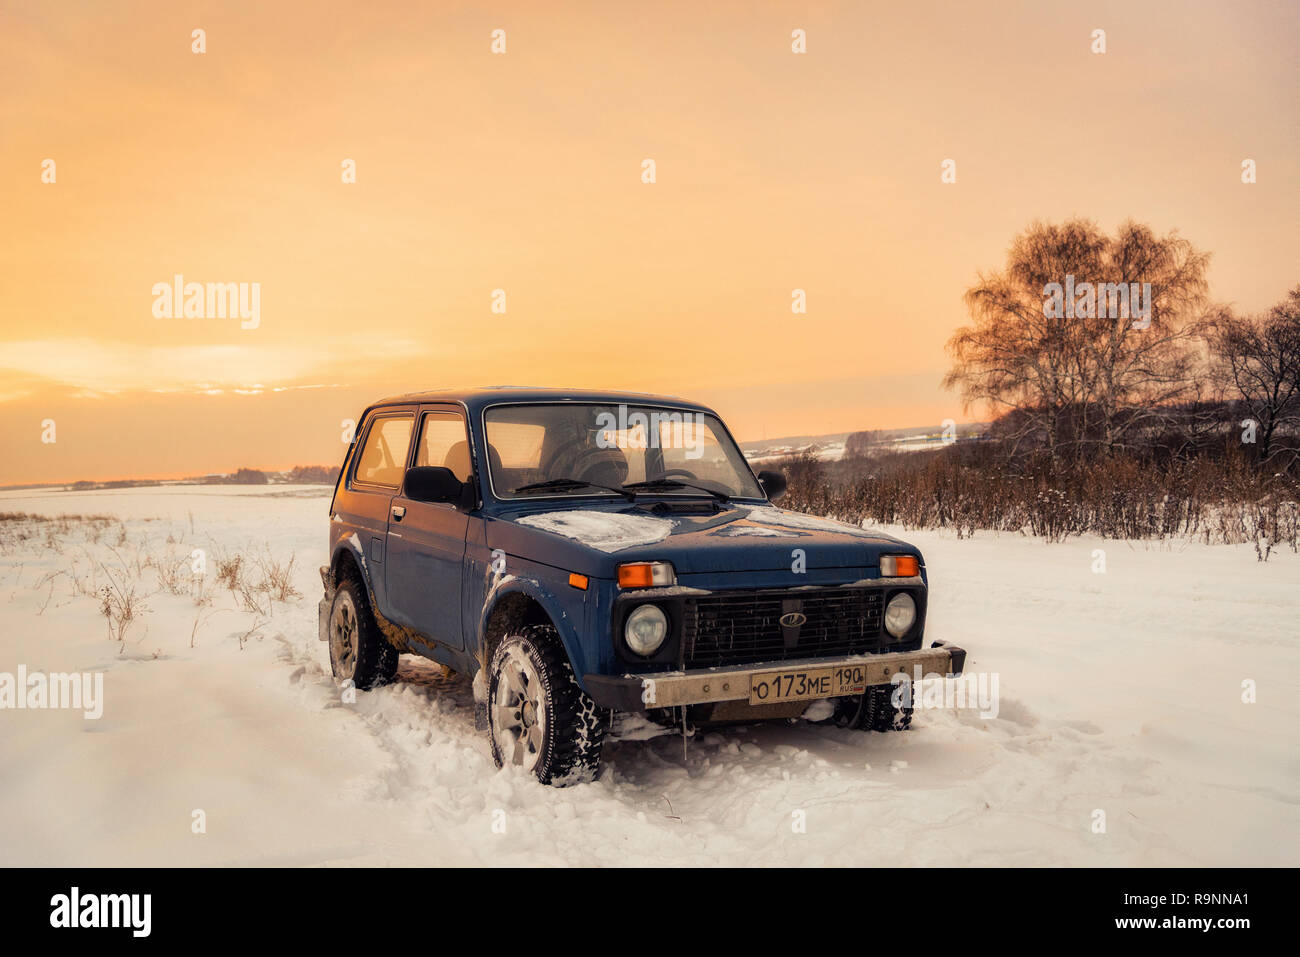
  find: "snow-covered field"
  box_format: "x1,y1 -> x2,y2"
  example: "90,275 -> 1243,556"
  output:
1,485 -> 1297,866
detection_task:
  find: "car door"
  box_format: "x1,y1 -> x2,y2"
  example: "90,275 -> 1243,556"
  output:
384,406 -> 472,649
338,408 -> 416,618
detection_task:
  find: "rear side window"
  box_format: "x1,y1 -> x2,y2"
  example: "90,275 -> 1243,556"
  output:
354,414 -> 413,488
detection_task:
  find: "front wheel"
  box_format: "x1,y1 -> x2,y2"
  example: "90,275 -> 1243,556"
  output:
833,684 -> 913,732
487,625 -> 609,786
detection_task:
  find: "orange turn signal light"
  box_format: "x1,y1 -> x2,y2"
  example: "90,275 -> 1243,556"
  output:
880,555 -> 919,577
568,573 -> 588,590
618,565 -> 653,588
617,561 -> 676,589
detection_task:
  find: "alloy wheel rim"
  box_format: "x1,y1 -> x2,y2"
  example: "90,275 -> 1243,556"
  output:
492,648 -> 547,771
330,594 -> 358,680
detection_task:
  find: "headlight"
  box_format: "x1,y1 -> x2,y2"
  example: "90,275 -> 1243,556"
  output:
884,593 -> 917,639
624,604 -> 668,656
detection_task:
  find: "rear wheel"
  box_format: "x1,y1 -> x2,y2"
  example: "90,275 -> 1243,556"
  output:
834,684 -> 913,732
328,578 -> 398,690
487,624 -> 609,786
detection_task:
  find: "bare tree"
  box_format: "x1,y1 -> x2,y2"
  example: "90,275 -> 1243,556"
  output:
944,219 -> 1212,459
1208,285 -> 1300,464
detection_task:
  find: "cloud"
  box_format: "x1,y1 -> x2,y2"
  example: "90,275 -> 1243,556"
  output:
0,337 -> 427,401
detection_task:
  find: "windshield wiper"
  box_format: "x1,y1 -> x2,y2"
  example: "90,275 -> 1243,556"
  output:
621,478 -> 730,503
511,478 -> 636,501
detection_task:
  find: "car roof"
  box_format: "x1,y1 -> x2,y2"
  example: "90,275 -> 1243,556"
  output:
368,386 -> 718,416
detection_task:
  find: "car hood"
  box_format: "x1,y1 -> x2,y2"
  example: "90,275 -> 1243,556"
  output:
488,500 -> 917,578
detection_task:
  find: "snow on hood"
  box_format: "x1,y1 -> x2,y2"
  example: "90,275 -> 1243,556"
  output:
517,510 -> 676,553
712,524 -> 798,538
741,505 -> 875,536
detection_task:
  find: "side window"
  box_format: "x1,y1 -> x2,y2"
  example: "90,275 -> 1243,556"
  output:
414,411 -> 472,481
354,414 -> 413,488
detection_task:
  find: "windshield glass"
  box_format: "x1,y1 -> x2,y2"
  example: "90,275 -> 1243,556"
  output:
483,403 -> 765,500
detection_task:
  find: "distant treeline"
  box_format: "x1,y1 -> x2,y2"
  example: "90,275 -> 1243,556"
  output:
844,423 -> 985,455
64,464 -> 340,491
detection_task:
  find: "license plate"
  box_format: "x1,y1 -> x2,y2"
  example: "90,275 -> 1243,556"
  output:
749,663 -> 870,705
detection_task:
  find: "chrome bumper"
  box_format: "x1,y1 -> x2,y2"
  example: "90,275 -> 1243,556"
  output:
583,641 -> 966,711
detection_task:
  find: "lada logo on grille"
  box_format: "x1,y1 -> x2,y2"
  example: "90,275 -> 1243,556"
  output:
779,612 -> 808,628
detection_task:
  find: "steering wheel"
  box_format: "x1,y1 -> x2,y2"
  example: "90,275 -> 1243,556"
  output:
573,449 -> 630,486
660,468 -> 699,481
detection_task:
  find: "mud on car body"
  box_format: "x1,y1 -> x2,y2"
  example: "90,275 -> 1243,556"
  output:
320,388 -> 966,785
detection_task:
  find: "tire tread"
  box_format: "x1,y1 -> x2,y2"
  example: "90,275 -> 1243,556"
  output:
490,624 -> 609,785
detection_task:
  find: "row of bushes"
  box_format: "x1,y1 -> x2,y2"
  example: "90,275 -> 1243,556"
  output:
778,443 -> 1299,557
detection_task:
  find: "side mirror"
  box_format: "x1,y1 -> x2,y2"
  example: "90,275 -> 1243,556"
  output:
757,469 -> 787,502
404,466 -> 473,509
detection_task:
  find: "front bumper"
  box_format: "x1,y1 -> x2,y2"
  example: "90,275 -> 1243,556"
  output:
583,640 -> 966,712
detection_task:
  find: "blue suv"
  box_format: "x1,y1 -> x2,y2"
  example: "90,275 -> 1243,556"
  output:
320,388 -> 965,785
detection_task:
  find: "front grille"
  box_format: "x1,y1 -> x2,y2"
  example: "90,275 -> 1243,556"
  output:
682,587 -> 886,668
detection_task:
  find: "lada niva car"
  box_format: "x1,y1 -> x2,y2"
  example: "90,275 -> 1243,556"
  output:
320,388 -> 965,785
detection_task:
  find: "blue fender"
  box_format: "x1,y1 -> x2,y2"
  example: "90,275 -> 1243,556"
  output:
475,573 -> 592,683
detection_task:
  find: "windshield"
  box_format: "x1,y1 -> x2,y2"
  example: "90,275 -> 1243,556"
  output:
483,403 -> 765,500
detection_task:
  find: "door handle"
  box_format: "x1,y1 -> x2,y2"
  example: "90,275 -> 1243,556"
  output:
391,505 -> 406,521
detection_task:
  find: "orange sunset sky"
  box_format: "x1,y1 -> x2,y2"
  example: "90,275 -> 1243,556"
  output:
2,0 -> 1297,485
